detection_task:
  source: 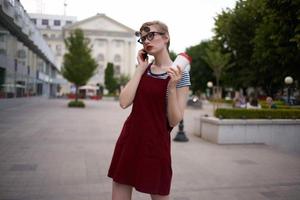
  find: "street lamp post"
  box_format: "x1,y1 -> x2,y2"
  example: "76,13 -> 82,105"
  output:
284,76 -> 293,105
207,81 -> 215,111
207,81 -> 213,98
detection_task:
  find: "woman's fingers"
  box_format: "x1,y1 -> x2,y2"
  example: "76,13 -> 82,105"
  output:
168,66 -> 182,75
176,65 -> 182,74
168,66 -> 182,80
137,49 -> 148,64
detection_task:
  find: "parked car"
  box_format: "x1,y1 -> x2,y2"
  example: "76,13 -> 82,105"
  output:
186,95 -> 202,108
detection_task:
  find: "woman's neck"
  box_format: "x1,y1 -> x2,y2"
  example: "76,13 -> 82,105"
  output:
153,50 -> 173,68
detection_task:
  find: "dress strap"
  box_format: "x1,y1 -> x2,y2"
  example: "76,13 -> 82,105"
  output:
147,62 -> 153,70
142,63 -> 153,76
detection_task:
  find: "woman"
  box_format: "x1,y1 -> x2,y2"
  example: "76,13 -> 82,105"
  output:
107,21 -> 191,200
266,96 -> 277,109
246,96 -> 261,109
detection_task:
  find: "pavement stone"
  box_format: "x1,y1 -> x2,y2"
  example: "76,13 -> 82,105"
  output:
0,98 -> 299,200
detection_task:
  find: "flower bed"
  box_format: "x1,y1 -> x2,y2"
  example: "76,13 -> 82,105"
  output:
196,109 -> 300,153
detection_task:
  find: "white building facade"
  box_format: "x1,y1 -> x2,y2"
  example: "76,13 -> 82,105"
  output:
29,13 -> 137,94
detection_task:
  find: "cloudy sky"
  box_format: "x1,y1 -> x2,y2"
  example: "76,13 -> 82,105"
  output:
21,0 -> 237,53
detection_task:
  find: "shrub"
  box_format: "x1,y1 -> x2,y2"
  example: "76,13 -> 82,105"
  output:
210,99 -> 233,104
260,102 -> 300,109
215,108 -> 300,119
68,100 -> 85,108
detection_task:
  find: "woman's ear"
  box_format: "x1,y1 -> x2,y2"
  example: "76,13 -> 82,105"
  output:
163,35 -> 169,45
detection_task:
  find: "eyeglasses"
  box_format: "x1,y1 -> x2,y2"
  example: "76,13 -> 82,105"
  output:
137,32 -> 165,44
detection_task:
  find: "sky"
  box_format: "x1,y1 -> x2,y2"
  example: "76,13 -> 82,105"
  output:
20,0 -> 238,53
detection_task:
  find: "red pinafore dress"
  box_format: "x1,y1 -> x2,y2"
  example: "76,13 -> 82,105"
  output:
108,64 -> 173,195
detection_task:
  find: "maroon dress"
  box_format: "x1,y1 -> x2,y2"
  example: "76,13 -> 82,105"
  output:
107,64 -> 173,195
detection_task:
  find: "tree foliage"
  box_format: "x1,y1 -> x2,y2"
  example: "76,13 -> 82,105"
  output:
62,28 -> 97,101
104,62 -> 118,94
169,50 -> 177,61
213,0 -> 300,97
117,74 -> 130,90
252,0 -> 300,95
186,41 -> 214,94
213,0 -> 263,89
201,41 -> 230,89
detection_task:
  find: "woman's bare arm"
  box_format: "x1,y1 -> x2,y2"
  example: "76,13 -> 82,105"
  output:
119,49 -> 148,109
166,67 -> 189,127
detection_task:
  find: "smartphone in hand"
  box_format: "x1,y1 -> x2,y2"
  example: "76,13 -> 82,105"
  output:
141,50 -> 148,61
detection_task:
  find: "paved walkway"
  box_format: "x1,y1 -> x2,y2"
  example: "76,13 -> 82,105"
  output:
0,98 -> 300,200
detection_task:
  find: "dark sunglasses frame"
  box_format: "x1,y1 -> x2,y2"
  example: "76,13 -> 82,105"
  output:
137,32 -> 165,44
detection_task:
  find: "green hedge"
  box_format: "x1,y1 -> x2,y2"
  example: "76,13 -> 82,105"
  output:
210,99 -> 233,104
260,103 -> 300,109
68,100 -> 85,108
215,108 -> 300,119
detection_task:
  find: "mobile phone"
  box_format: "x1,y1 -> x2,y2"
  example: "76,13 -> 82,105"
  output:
141,51 -> 148,61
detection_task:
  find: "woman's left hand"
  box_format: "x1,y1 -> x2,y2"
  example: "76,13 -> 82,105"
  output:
167,66 -> 182,89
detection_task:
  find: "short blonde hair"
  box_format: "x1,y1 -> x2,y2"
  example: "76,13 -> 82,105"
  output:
266,97 -> 273,102
139,21 -> 170,51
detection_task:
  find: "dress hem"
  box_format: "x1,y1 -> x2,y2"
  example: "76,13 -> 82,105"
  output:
107,175 -> 170,196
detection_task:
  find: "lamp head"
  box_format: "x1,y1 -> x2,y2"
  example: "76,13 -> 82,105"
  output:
284,76 -> 293,85
207,81 -> 213,88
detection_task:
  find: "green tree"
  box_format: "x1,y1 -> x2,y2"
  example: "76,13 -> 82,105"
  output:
62,28 -> 97,102
201,41 -> 230,98
169,50 -> 177,61
186,41 -> 214,94
252,0 -> 300,96
213,0 -> 300,96
104,62 -> 118,94
213,0 -> 264,89
117,74 -> 130,87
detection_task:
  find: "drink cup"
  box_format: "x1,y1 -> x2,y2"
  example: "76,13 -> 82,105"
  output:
171,52 -> 192,71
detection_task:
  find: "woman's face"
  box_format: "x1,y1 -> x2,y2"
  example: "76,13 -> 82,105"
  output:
140,25 -> 168,55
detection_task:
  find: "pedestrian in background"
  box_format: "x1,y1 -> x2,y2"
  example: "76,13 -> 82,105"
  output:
233,91 -> 246,108
266,96 -> 277,109
246,96 -> 261,109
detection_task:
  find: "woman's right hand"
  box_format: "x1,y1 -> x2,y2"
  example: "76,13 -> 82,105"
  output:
136,49 -> 149,75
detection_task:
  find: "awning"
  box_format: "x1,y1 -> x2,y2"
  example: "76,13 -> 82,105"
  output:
1,84 -> 26,88
79,85 -> 99,90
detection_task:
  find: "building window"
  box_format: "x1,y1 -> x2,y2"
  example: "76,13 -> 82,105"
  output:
42,19 -> 49,25
0,33 -> 5,42
56,45 -> 62,55
97,54 -> 104,62
0,49 -> 6,55
114,54 -> 121,62
17,49 -> 26,59
115,40 -> 123,47
54,20 -> 61,26
66,20 -> 73,25
98,64 -> 104,75
30,18 -> 37,24
96,39 -> 106,47
42,34 -> 48,38
114,65 -> 120,75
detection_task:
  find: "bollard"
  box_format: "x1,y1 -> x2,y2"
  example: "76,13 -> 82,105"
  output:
173,120 -> 189,142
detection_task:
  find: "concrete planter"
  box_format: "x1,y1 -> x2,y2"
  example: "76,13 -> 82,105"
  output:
197,117 -> 300,153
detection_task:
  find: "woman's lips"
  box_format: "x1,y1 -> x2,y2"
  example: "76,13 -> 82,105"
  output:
145,46 -> 153,51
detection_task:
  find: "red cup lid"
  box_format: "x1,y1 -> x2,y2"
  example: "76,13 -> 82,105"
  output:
179,52 -> 192,63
